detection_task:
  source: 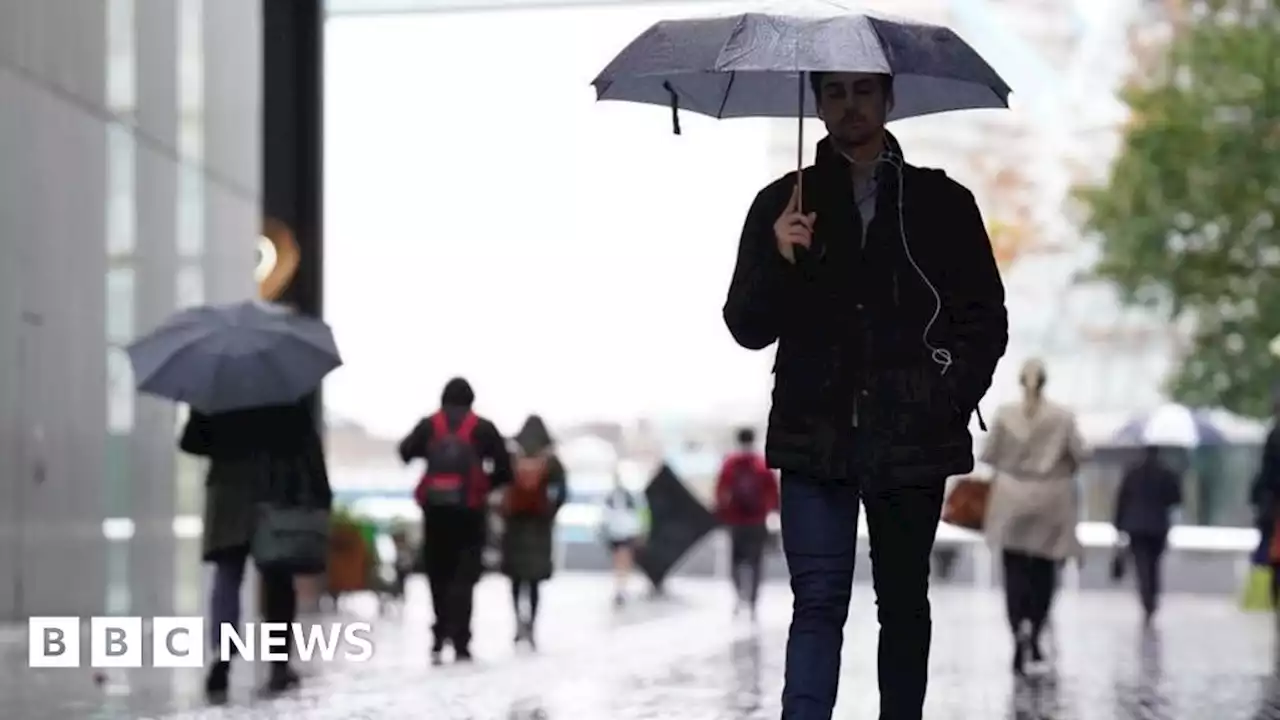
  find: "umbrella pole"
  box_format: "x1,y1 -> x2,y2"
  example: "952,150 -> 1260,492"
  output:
796,71 -> 805,212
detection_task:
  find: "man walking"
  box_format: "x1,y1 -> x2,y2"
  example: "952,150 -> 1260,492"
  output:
723,71 -> 1008,719
399,377 -> 512,663
715,427 -> 779,619
1113,445 -> 1182,624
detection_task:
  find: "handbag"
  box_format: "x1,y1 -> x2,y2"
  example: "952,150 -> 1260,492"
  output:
941,476 -> 991,531
251,451 -> 331,575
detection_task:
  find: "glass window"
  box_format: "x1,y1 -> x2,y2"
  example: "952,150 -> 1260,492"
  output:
107,125 -> 136,256
176,264 -> 204,309
178,0 -> 205,118
106,266 -> 135,344
107,346 -> 135,434
177,164 -> 204,257
106,0 -> 136,113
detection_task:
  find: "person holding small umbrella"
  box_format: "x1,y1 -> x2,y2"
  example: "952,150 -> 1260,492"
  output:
181,401 -> 332,699
126,300 -> 341,701
594,9 -> 1011,717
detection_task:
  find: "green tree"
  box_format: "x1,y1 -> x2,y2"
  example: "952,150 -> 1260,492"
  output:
1075,0 -> 1280,418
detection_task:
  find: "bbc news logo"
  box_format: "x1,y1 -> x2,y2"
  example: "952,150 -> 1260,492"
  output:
28,617 -> 375,668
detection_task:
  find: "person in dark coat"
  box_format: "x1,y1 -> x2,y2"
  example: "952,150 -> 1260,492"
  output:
1113,446 -> 1183,623
722,71 -> 1008,720
179,401 -> 332,701
398,377 -> 512,663
1252,390 -> 1280,603
500,415 -> 567,648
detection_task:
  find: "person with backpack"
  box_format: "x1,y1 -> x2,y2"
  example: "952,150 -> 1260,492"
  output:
398,377 -> 512,664
500,415 -> 567,648
600,473 -> 647,606
715,427 -> 780,619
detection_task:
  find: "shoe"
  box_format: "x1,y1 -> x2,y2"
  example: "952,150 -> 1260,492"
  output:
204,661 -> 230,704
1029,637 -> 1044,664
455,647 -> 474,662
430,649 -> 443,666
613,592 -> 626,608
264,664 -> 300,694
1012,639 -> 1028,677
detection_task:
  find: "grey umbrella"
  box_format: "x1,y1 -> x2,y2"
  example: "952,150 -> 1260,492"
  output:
592,7 -> 1010,123
592,4 -> 1011,198
125,300 -> 342,413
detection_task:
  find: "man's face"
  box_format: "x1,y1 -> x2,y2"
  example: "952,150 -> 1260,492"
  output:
815,72 -> 890,148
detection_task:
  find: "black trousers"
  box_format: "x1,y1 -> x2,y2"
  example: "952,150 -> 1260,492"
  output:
511,579 -> 541,625
422,510 -> 485,652
1128,534 -> 1167,616
209,547 -> 296,665
1001,550 -> 1056,643
730,524 -> 769,606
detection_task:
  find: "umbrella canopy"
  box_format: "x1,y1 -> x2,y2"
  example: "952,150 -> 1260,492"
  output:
592,7 -> 1011,124
1113,403 -> 1227,449
125,300 -> 341,413
637,463 -> 718,589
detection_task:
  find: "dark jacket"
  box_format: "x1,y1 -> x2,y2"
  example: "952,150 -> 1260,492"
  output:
501,415 -> 568,582
180,402 -> 333,561
1114,456 -> 1183,538
1252,423 -> 1280,521
398,403 -> 514,570
723,134 -> 1008,482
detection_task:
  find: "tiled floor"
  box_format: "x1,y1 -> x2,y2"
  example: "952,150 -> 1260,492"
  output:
6,573 -> 1280,719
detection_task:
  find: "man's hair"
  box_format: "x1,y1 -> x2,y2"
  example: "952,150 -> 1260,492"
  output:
736,427 -> 756,446
808,72 -> 893,101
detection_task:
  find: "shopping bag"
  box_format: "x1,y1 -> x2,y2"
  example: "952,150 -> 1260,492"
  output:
941,476 -> 990,531
1240,565 -> 1274,612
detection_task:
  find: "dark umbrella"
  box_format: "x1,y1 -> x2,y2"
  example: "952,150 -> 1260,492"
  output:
637,463 -> 718,590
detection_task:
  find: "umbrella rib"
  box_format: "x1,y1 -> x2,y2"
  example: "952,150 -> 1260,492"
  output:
715,72 -> 737,120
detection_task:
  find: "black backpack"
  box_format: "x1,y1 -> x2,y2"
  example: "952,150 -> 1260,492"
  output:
414,412 -> 487,509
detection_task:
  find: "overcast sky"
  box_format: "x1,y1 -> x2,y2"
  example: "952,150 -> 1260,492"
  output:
323,3 -> 781,437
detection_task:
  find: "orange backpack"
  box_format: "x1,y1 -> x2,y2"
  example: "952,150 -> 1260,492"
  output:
504,453 -> 551,517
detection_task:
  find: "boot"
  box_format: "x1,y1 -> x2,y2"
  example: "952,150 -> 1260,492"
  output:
204,660 -> 230,703
431,638 -> 446,666
264,663 -> 300,694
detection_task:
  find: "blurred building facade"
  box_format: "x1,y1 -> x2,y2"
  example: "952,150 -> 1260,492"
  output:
0,1 -> 260,620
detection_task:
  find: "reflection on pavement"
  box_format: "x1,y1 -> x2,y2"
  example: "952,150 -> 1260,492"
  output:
5,576 -> 1280,719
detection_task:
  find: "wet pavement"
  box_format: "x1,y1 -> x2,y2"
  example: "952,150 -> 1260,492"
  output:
5,573 -> 1280,719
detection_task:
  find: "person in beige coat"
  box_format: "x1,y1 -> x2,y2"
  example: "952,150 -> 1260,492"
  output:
980,358 -> 1087,676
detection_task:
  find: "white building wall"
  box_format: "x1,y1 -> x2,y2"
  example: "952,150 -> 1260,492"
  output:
0,0 -> 260,620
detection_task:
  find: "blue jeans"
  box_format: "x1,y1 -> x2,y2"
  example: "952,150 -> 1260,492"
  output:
780,474 -> 945,720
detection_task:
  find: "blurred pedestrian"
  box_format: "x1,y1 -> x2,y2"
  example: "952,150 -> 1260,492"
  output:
600,473 -> 647,606
722,70 -> 1008,720
1253,388 -> 1280,604
399,377 -> 513,664
501,415 -> 567,648
181,401 -> 332,701
1113,445 -> 1182,623
714,427 -> 779,619
981,359 -> 1086,677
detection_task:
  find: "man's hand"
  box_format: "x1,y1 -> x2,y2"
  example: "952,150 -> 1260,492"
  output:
773,184 -> 816,263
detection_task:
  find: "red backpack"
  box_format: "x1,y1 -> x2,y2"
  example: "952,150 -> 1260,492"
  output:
503,453 -> 551,517
413,412 -> 489,510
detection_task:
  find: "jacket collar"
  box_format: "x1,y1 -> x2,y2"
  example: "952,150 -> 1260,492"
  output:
814,129 -> 905,173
